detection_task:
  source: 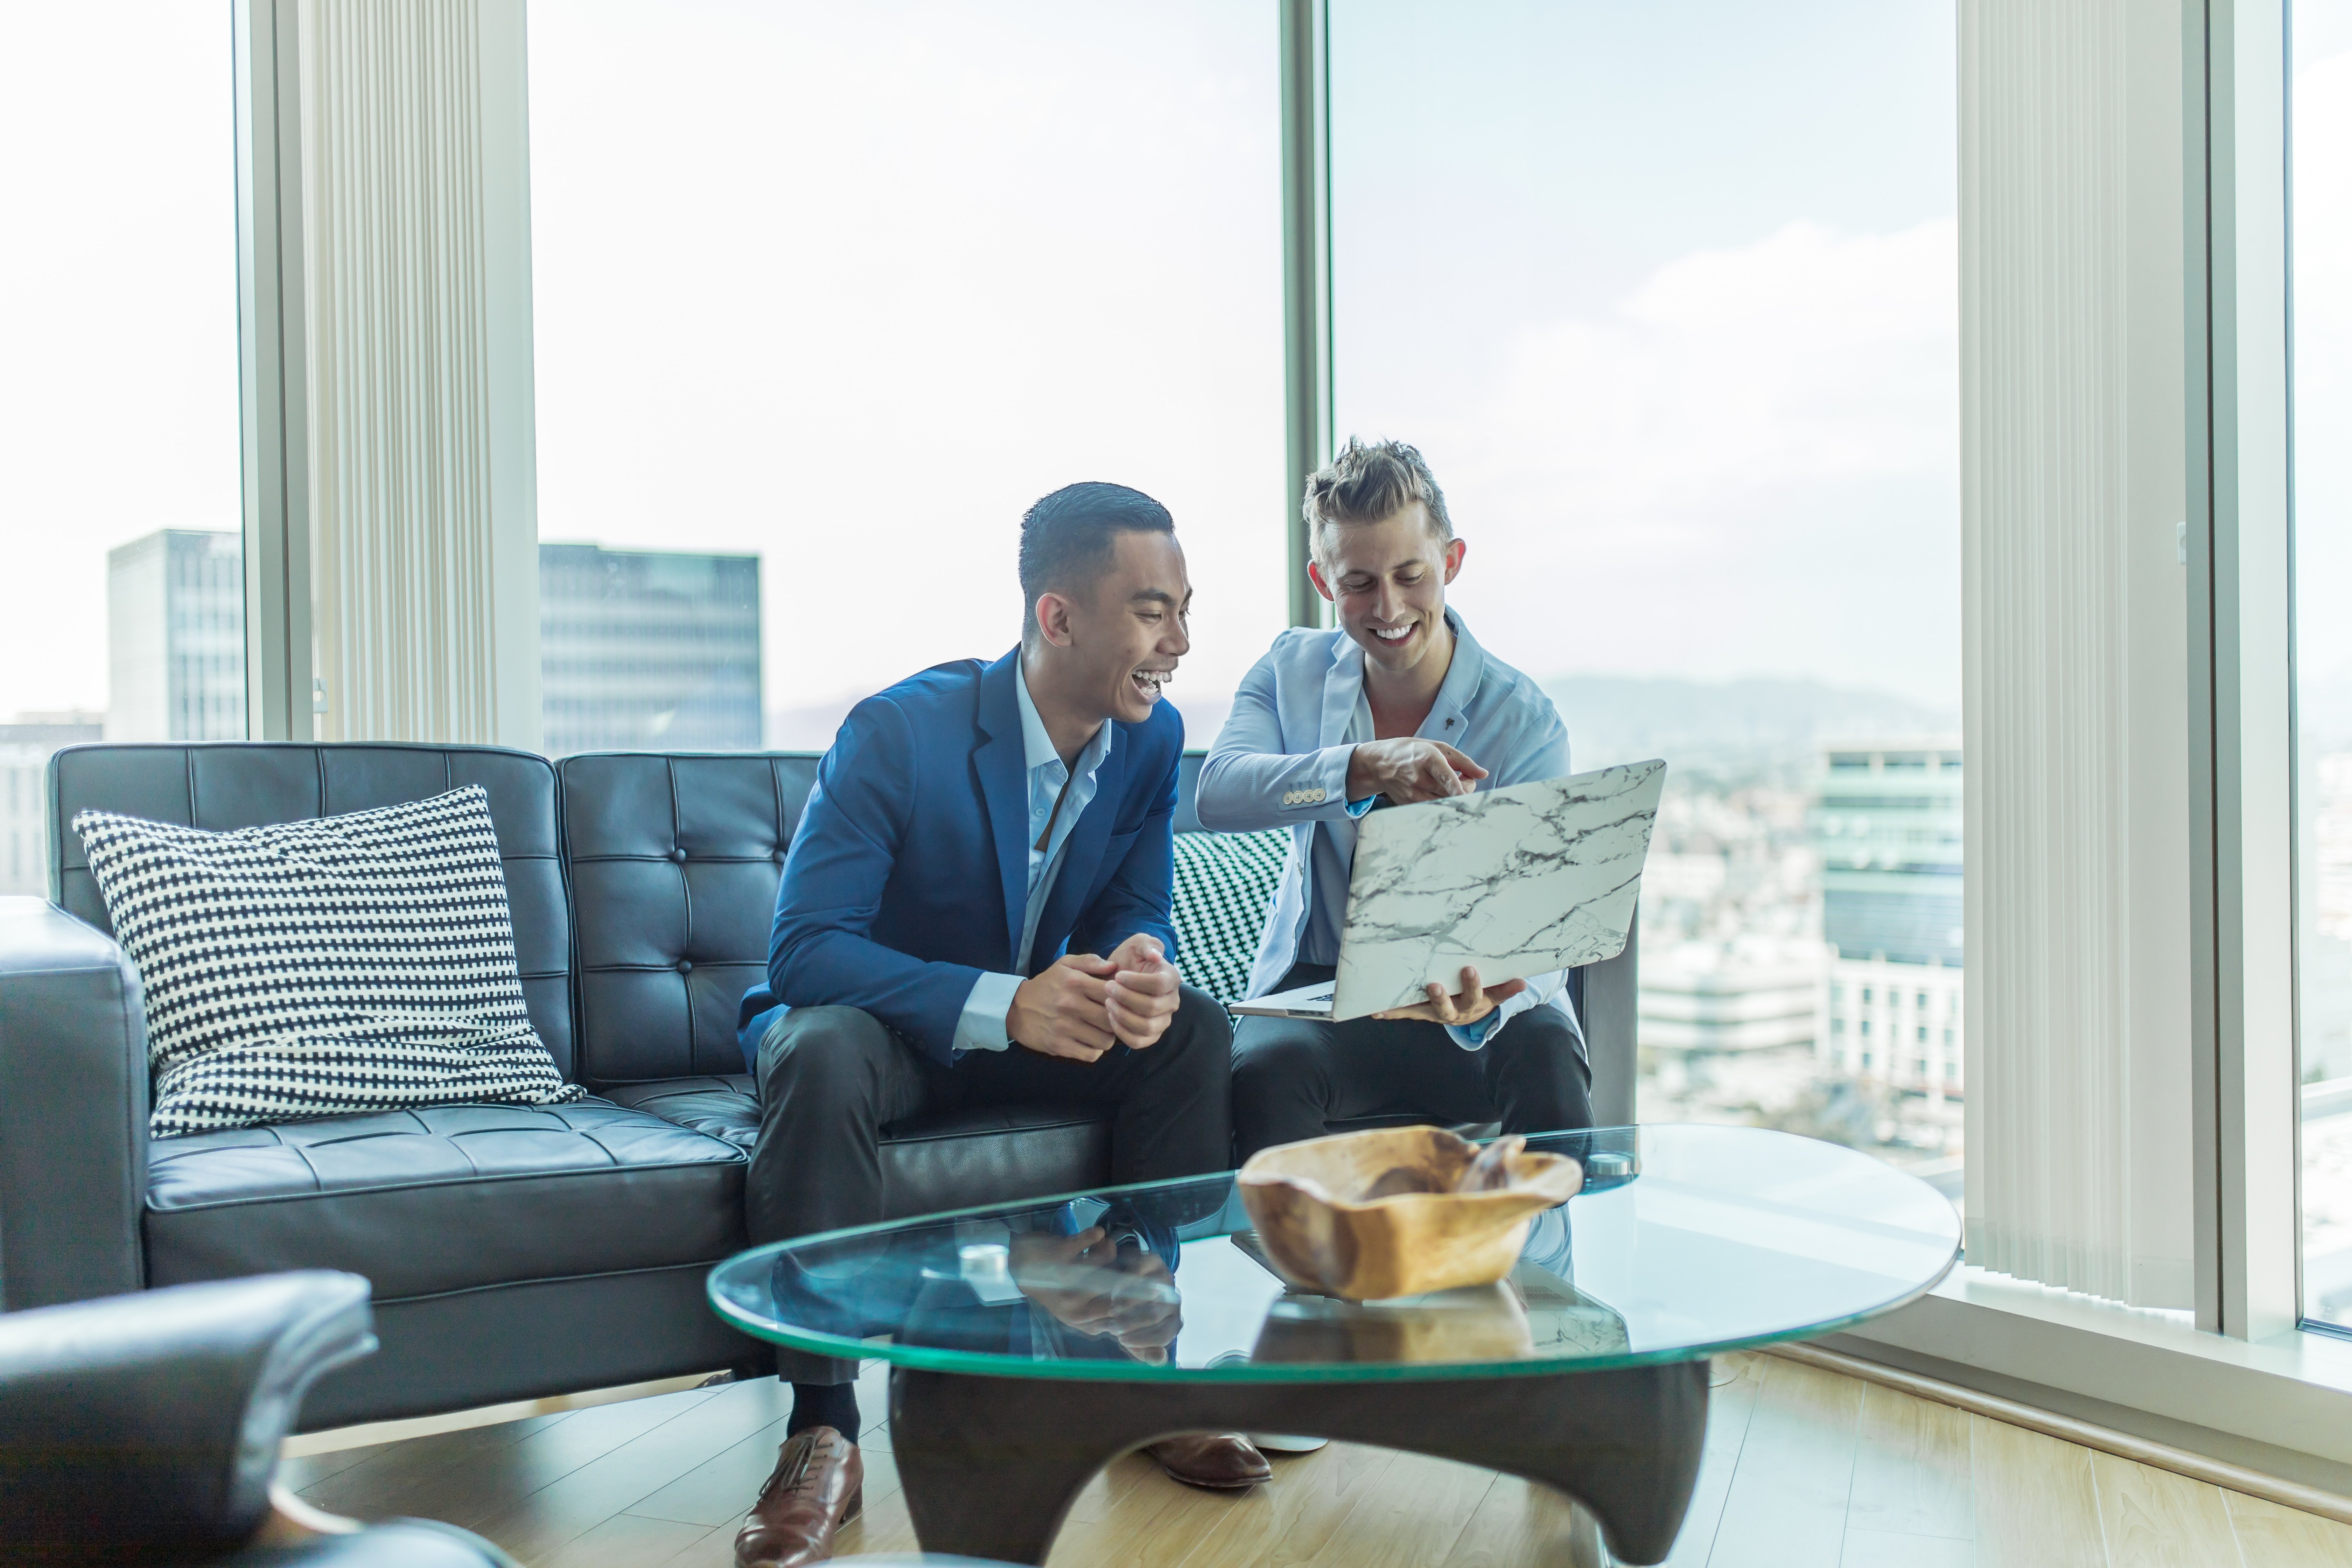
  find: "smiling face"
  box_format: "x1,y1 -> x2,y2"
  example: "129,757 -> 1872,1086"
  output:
1033,528 -> 1193,726
1308,502 -> 1465,677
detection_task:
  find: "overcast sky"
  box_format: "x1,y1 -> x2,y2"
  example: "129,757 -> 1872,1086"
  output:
1,1 -> 2344,736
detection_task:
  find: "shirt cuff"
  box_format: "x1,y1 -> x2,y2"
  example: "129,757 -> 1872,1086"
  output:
952,971 -> 1024,1056
1446,988 -> 1536,1050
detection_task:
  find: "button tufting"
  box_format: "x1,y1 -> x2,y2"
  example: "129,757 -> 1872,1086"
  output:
677,959 -> 693,974
773,849 -> 786,864
671,848 -> 687,863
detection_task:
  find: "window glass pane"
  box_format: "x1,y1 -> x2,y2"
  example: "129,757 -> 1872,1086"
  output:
526,2 -> 1286,756
0,4 -> 241,893
1331,0 -> 1962,1198
2293,0 -> 2352,1330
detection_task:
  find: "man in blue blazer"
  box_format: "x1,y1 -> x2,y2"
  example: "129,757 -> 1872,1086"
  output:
1197,439 -> 1594,1163
728,484 -> 1251,1568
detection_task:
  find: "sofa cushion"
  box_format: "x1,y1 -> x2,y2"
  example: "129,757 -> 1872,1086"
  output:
74,785 -> 582,1138
1170,827 -> 1288,1004
601,1077 -> 1112,1219
142,1100 -> 744,1300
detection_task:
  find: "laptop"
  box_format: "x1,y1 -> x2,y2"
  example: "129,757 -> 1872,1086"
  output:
1229,759 -> 1667,1022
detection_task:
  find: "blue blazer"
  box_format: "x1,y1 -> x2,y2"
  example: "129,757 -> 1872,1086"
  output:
736,648 -> 1184,1069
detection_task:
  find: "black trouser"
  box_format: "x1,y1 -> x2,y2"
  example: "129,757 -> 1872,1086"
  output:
748,986 -> 1233,1384
1231,962 -> 1594,1161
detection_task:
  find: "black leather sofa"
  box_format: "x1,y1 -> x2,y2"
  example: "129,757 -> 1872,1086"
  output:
0,742 -> 1635,1433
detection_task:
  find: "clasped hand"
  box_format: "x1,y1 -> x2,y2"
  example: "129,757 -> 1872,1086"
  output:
1006,932 -> 1178,1062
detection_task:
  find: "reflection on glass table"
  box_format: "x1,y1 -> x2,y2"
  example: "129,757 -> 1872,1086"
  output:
707,1126 -> 1958,1566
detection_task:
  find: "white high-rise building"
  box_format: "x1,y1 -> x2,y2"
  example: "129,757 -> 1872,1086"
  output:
1811,740 -> 1965,1104
105,531 -> 245,743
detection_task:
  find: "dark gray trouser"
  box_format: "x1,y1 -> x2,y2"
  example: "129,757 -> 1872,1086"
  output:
1230,962 -> 1595,1162
747,986 -> 1234,1384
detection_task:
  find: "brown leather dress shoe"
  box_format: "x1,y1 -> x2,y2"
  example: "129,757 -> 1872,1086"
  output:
1146,1432 -> 1272,1490
734,1426 -> 863,1568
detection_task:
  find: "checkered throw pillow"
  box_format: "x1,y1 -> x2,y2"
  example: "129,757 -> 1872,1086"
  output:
72,785 -> 583,1139
1170,828 -> 1289,1005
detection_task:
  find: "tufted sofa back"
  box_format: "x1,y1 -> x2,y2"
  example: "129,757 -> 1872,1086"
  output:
557,754 -> 821,1086
47,743 -> 576,1078
557,750 -> 1232,1089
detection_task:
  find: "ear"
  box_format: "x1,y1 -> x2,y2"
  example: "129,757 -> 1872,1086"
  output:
1441,538 -> 1466,585
1306,560 -> 1337,603
1034,590 -> 1078,649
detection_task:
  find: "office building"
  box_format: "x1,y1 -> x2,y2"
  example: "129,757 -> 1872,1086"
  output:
0,713 -> 104,897
539,544 -> 762,756
1812,741 -> 1965,1103
105,530 -> 246,744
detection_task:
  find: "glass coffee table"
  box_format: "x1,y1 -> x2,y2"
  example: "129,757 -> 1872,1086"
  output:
708,1125 -> 1960,1567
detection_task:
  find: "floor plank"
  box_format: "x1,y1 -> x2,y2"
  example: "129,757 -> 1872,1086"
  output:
466,1379 -> 793,1562
1846,1382 -> 1972,1541
529,1510 -> 712,1568
1837,1527 -> 1973,1568
1659,1351 -> 1765,1568
281,1352 -> 2352,1568
1706,1353 -> 1865,1568
1969,1414 -> 2107,1568
1047,1462 -> 1244,1568
1435,1472 -> 1593,1568
2226,1491 -> 2352,1568
2088,1451 -> 2241,1568
1161,1439 -> 1402,1568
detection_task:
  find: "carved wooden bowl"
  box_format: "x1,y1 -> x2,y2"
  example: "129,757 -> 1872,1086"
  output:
1237,1127 -> 1584,1301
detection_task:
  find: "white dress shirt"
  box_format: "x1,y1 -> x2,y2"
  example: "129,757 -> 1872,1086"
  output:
950,656 -> 1114,1055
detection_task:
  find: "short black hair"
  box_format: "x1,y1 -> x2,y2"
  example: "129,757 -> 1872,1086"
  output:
1017,482 -> 1175,642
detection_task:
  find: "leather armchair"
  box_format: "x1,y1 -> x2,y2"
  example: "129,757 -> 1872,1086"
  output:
0,1270 -> 515,1566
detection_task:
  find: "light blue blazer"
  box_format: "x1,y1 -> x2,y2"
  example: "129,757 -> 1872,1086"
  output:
1196,609 -> 1579,1045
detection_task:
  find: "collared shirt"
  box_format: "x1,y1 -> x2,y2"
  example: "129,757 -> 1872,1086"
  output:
1196,606 -> 1577,1052
950,656 -> 1114,1055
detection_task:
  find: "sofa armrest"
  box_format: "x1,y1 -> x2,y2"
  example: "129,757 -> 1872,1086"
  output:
0,896 -> 150,1310
0,1271 -> 376,1563
1577,906 -> 1639,1128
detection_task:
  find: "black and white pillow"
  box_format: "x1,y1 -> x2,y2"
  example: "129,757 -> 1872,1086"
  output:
73,785 -> 583,1139
1170,827 -> 1290,1006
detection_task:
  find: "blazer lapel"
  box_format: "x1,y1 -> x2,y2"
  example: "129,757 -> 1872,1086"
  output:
975,650 -> 1030,970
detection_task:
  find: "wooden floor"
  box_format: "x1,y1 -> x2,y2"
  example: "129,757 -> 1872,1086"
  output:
279,1351 -> 2352,1566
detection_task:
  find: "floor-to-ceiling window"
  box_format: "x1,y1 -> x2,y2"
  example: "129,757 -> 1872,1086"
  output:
0,3 -> 243,894
2291,0 -> 2352,1330
1329,0 -> 1963,1195
525,1 -> 1290,757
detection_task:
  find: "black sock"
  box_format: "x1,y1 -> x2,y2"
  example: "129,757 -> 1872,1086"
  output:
788,1380 -> 860,1440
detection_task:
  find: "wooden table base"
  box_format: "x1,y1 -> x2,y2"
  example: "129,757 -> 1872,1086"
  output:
887,1358 -> 1711,1566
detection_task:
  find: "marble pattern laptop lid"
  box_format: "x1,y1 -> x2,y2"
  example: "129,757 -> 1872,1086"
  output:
1332,759 -> 1668,1019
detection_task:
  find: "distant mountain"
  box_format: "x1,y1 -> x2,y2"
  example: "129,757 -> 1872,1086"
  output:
1542,673 -> 1958,783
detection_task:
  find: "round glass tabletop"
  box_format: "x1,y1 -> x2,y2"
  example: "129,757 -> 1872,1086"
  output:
706,1124 -> 1960,1384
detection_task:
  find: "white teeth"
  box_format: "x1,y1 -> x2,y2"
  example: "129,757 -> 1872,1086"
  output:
1373,626 -> 1411,642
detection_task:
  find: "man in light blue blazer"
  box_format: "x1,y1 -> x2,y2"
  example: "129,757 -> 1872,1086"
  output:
1197,438 -> 1592,1160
